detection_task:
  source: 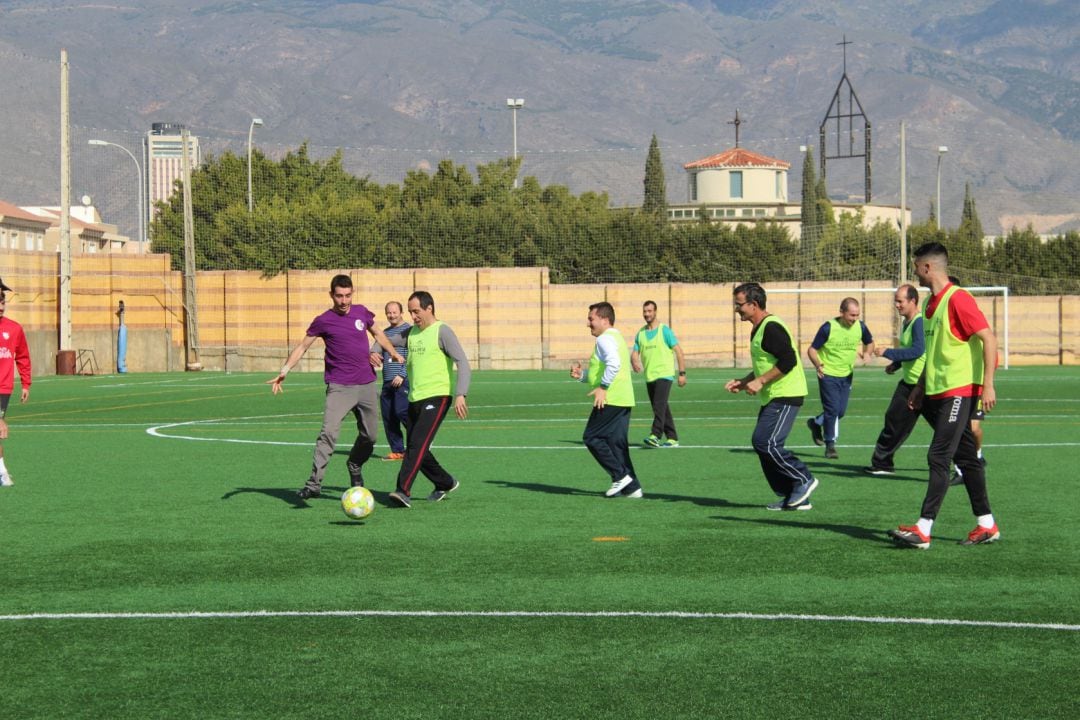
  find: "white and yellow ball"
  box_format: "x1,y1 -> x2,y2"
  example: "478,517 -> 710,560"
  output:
341,486 -> 375,519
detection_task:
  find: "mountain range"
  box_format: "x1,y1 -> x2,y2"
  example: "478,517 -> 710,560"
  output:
1,0 -> 1077,236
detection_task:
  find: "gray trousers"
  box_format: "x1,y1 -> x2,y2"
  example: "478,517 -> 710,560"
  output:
306,382 -> 379,489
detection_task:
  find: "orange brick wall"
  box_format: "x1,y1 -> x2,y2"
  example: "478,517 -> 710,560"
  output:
0,250 -> 1075,374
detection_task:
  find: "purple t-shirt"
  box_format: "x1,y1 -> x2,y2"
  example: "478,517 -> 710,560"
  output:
306,304 -> 377,385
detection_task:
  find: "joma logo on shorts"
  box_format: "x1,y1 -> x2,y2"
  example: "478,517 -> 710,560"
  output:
948,398 -> 962,424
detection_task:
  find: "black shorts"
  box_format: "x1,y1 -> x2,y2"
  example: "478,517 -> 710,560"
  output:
972,398 -> 985,422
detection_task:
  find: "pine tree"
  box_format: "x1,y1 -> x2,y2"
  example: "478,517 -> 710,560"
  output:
814,176 -> 834,228
800,148 -> 818,234
928,197 -> 937,227
957,181 -> 984,244
642,133 -> 667,218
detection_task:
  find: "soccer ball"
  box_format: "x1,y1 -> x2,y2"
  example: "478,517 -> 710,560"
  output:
341,486 -> 375,519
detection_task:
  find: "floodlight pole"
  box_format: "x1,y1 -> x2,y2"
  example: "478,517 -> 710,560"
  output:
936,146 -> 948,230
247,117 -> 263,213
88,139 -> 145,251
507,98 -> 523,188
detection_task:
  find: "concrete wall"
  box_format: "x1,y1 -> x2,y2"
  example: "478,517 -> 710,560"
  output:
1,249 -> 1075,376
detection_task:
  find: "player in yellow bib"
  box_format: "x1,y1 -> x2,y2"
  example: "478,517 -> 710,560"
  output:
386,291 -> 471,509
631,300 -> 686,448
726,283 -> 819,510
806,298 -> 875,459
570,302 -> 642,498
888,243 -> 1000,549
864,284 -> 925,475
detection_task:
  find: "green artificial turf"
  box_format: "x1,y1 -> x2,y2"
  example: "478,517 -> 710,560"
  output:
1,367 -> 1078,718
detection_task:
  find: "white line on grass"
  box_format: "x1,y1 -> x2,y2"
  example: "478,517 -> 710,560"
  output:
0,609 -> 1076,632
144,418 -> 1080,451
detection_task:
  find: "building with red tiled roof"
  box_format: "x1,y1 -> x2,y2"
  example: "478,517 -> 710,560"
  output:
668,146 -> 908,239
683,147 -> 791,205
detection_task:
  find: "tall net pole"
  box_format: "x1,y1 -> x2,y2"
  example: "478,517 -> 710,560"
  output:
181,128 -> 201,371
59,49 -> 72,353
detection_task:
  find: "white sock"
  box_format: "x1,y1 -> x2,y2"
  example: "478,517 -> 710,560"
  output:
917,518 -> 934,537
977,514 -> 996,529
976,449 -> 984,459
954,463 -> 964,477
0,457 -> 7,474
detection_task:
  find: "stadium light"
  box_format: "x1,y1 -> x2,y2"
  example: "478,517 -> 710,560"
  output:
88,139 -> 145,251
936,146 -> 948,230
248,117 -> 264,213
506,99 -> 524,188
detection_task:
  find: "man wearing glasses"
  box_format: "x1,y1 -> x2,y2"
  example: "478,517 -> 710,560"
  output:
725,283 -> 819,510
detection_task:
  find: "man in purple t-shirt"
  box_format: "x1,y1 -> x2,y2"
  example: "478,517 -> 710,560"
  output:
268,274 -> 403,499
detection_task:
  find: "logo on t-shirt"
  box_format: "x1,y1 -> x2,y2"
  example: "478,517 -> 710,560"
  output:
1,332 -> 8,340
354,320 -> 365,332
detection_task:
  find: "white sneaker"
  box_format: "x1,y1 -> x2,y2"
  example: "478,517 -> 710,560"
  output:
605,475 -> 634,497
0,472 -> 13,487
623,488 -> 643,498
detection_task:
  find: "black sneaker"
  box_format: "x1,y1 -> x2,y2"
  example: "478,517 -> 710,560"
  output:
863,466 -> 894,476
427,479 -> 460,502
297,486 -> 321,500
388,491 -> 412,508
786,477 -> 819,507
807,418 -> 825,446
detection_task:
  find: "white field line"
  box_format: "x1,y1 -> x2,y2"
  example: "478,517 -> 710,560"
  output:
0,609 -> 1076,632
144,415 -> 1080,450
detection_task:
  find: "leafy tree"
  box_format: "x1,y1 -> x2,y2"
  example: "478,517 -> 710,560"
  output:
642,133 -> 667,218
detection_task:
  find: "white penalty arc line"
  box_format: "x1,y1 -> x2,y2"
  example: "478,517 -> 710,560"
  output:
0,609 -> 1076,632
145,415 -> 1080,450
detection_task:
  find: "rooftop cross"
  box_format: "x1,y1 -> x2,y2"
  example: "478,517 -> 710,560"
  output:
728,108 -> 743,148
837,34 -> 852,76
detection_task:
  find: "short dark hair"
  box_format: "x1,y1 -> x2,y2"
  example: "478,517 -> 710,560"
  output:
733,282 -> 766,310
409,290 -> 435,313
330,274 -> 353,292
642,300 -> 657,311
914,242 -> 949,264
840,297 -> 860,312
898,284 -> 919,302
589,301 -> 615,324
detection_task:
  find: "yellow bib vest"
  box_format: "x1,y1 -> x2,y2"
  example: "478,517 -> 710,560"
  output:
407,321 -> 453,402
751,315 -> 807,405
900,316 -> 927,385
923,286 -> 984,396
635,324 -> 676,382
818,318 -> 863,377
588,328 -> 634,407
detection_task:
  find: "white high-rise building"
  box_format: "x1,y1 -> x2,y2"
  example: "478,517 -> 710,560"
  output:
144,123 -> 200,225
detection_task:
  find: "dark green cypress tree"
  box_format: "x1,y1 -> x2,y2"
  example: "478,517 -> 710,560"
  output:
642,133 -> 667,218
801,148 -> 818,234
958,181 -> 984,243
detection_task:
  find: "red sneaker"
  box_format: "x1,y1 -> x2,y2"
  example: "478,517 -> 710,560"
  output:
383,452 -> 405,461
888,524 -> 931,550
960,524 -> 1000,546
